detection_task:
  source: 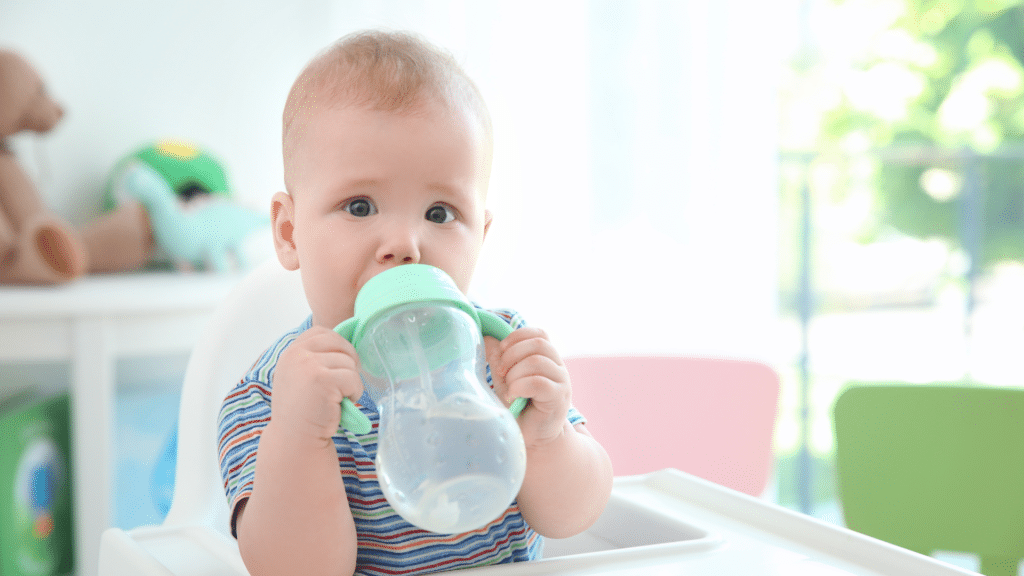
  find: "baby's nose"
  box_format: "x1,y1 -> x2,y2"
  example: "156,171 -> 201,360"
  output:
376,232 -> 421,265
379,251 -> 418,264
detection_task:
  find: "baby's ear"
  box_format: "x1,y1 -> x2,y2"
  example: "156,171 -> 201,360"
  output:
483,209 -> 493,238
271,191 -> 299,271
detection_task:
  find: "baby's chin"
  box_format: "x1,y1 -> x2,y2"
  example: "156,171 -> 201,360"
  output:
313,308 -> 355,331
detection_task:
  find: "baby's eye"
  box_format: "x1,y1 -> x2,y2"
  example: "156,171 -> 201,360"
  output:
343,198 -> 377,217
425,204 -> 455,224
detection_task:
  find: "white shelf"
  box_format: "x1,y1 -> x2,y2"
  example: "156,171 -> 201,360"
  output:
0,271 -> 244,576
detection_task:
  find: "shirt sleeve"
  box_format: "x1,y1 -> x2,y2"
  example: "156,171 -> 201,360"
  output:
217,378 -> 271,537
216,317 -> 309,537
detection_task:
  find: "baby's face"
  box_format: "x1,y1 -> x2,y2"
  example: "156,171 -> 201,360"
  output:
274,100 -> 492,329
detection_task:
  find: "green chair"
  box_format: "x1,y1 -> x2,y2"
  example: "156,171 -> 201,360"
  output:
833,383 -> 1024,576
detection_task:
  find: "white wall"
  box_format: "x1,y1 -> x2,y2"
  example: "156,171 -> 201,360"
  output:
3,0 -> 782,361
1,0 -> 332,219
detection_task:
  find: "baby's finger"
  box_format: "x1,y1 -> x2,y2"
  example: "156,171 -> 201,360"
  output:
484,335 -> 502,369
484,336 -> 511,403
498,338 -> 561,376
301,327 -> 359,355
311,349 -> 360,372
505,373 -> 569,408
495,326 -> 548,352
324,367 -> 364,400
503,353 -> 562,387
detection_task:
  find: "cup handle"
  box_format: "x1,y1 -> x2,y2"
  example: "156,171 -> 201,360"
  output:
478,310 -> 529,418
340,398 -> 372,435
333,318 -> 373,435
335,317 -> 357,341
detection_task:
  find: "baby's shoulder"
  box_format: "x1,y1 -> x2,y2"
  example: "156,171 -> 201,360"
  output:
238,315 -> 313,388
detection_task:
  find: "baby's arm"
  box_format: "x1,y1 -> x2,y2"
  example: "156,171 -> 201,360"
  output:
485,329 -> 614,538
236,326 -> 363,576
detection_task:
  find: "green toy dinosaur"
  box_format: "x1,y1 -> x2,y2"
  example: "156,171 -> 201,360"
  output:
104,140 -> 269,272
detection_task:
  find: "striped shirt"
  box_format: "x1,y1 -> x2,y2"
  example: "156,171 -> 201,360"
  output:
217,308 -> 585,575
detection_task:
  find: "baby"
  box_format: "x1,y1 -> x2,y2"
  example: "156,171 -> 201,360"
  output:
218,30 -> 613,576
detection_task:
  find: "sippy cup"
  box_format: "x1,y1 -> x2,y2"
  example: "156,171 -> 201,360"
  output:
334,264 -> 528,534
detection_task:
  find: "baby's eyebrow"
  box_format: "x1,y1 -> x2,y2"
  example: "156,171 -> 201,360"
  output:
425,182 -> 473,202
329,178 -> 385,200
341,178 -> 384,192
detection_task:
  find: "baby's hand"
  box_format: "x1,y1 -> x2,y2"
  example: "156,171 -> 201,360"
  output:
485,327 -> 571,448
270,326 -> 365,443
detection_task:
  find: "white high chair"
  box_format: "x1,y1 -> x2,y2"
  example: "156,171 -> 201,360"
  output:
99,259 -> 310,575
98,259 -> 977,576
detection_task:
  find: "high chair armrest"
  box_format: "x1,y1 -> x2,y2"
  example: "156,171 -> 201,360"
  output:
99,524 -> 250,576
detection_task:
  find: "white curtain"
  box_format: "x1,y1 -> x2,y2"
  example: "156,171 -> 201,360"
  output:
336,1 -> 784,359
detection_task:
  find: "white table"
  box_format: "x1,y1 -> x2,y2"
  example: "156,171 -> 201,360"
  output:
0,271 -> 244,576
100,469 -> 976,576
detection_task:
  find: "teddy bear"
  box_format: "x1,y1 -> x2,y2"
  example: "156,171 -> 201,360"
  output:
0,50 -> 268,283
0,50 -> 89,284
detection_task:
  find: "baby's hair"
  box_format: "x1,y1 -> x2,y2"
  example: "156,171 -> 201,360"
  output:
283,30 -> 492,159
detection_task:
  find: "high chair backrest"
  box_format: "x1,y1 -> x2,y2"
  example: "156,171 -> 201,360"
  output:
563,355 -> 779,497
834,383 -> 1024,576
162,259 -> 309,535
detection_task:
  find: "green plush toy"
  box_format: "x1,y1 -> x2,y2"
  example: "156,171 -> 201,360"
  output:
102,140 -> 269,272
105,141 -> 232,210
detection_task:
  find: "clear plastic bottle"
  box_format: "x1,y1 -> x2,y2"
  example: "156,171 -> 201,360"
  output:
335,266 -> 528,533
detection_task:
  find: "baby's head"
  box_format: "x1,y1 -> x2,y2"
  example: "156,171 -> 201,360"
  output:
282,30 -> 492,179
273,30 -> 495,328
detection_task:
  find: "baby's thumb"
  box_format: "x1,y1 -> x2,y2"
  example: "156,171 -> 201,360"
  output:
483,336 -> 506,391
483,335 -> 500,367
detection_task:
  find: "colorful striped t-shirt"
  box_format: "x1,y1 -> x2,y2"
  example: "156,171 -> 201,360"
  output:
217,308 -> 585,575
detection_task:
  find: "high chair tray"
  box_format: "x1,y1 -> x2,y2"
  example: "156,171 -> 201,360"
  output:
99,468 -> 975,576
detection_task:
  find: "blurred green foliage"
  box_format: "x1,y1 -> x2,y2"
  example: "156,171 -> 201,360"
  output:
789,0 -> 1024,266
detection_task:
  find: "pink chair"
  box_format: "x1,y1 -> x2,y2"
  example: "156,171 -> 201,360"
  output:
563,355 -> 780,497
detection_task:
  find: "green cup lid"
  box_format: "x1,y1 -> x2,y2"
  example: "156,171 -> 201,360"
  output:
335,264 -> 480,348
